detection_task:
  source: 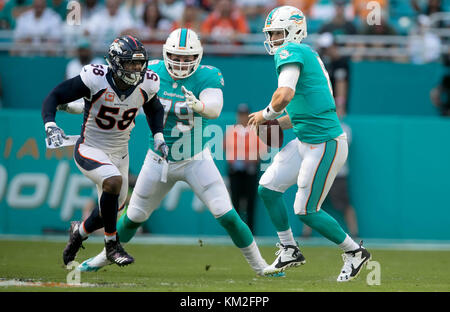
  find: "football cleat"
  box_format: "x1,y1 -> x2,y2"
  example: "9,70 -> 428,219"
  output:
337,241 -> 372,282
105,236 -> 134,267
258,270 -> 286,277
63,221 -> 87,265
78,248 -> 111,272
263,242 -> 306,276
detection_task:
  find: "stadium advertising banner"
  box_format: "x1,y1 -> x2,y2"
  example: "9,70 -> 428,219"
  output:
2,110 -> 450,240
0,110 -> 96,234
0,110 -> 288,237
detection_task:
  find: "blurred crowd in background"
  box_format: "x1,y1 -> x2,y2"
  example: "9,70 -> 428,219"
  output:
0,0 -> 449,64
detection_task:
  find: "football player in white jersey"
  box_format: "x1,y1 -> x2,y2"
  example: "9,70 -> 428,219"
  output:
77,28 -> 281,277
42,36 -> 169,267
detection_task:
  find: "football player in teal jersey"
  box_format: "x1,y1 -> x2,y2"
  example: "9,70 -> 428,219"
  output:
78,28 -> 280,277
248,6 -> 371,282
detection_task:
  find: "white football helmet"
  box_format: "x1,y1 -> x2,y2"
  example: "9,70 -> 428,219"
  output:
263,6 -> 308,55
163,28 -> 203,79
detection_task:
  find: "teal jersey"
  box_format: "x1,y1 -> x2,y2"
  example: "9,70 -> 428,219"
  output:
148,60 -> 224,161
274,42 -> 343,143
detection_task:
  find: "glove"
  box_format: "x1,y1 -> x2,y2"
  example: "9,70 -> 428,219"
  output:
45,122 -> 68,147
153,133 -> 169,160
181,86 -> 204,113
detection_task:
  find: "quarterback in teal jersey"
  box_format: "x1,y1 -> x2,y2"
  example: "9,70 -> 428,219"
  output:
78,28 -> 280,277
248,6 -> 371,282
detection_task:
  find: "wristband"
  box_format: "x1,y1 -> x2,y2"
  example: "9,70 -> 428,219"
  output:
154,132 -> 164,142
45,122 -> 57,130
262,103 -> 283,120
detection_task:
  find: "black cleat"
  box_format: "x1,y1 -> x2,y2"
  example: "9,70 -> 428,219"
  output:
63,221 -> 87,265
105,236 -> 134,267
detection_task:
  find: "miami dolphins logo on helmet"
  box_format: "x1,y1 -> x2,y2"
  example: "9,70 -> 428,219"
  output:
289,13 -> 304,24
262,6 -> 308,55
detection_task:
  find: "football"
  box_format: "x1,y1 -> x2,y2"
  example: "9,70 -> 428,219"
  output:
257,119 -> 284,148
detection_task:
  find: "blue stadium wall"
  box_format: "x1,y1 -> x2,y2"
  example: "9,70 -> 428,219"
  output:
0,55 -> 449,240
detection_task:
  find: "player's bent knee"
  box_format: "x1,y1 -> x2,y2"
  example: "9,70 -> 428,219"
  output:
259,169 -> 275,189
293,198 -> 307,215
126,205 -> 150,223
209,197 -> 232,218
293,186 -> 309,214
103,175 -> 122,194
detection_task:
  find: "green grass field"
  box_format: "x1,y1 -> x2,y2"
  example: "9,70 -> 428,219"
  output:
0,239 -> 449,292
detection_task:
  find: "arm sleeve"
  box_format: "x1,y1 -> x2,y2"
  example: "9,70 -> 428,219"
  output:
278,63 -> 300,91
142,95 -> 165,136
198,88 -> 223,119
41,75 -> 91,124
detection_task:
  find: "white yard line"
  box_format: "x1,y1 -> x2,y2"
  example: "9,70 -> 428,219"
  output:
0,278 -> 138,288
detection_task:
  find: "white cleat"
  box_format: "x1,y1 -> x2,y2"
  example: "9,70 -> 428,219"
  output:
337,241 -> 372,282
263,242 -> 306,276
77,248 -> 112,272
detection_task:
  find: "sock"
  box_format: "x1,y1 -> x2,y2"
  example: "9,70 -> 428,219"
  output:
78,222 -> 88,239
298,210 -> 347,245
116,210 -> 143,243
240,240 -> 268,273
338,234 -> 360,252
99,191 -> 119,236
217,209 -> 253,248
104,232 -> 117,242
258,186 -> 290,232
277,229 -> 297,247
81,203 -> 103,237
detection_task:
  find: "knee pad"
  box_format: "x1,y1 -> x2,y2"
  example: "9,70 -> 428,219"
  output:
208,195 -> 232,218
126,205 -> 149,224
294,193 -> 308,215
126,190 -> 160,223
202,181 -> 232,218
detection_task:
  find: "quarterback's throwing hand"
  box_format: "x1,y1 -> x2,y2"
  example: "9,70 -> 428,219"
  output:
182,86 -> 204,113
45,122 -> 68,147
248,110 -> 265,129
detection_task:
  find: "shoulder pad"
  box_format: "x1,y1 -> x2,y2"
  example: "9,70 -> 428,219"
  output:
140,69 -> 160,98
147,59 -> 162,67
80,64 -> 108,94
194,65 -> 224,90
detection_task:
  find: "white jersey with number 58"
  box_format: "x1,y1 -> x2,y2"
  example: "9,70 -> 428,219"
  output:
79,64 -> 160,154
